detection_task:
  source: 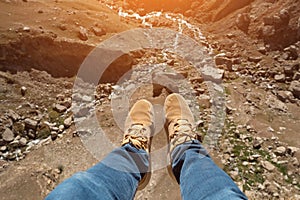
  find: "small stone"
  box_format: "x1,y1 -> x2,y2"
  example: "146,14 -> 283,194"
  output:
54,104 -> 67,113
19,137 -> 27,146
2,128 -> 14,142
261,160 -> 275,171
22,26 -> 30,32
274,74 -> 285,82
51,131 -> 58,140
63,115 -> 73,128
284,45 -> 298,60
0,146 -> 7,152
58,125 -> 64,132
78,26 -> 88,41
287,146 -> 298,156
91,27 -> 106,36
274,146 -> 286,156
21,86 -> 27,96
24,118 -> 38,130
289,81 -> 300,99
253,137 -> 264,149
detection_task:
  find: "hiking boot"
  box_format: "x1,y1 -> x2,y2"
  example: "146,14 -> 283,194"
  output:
164,93 -> 198,155
122,99 -> 154,189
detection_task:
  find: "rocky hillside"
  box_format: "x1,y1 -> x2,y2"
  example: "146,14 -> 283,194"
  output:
0,0 -> 299,199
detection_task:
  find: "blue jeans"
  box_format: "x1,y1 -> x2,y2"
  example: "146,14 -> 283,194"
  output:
46,141 -> 247,200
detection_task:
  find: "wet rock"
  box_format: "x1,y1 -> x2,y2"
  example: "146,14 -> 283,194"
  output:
289,81 -> 300,99
21,86 -> 27,96
262,160 -> 275,171
274,146 -> 286,156
274,74 -> 285,82
2,128 -> 14,142
78,26 -> 88,41
54,104 -> 67,113
24,118 -> 38,130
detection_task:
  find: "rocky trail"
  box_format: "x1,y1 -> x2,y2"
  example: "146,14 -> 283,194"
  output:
0,0 -> 300,199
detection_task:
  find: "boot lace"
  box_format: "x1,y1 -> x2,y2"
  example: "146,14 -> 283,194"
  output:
122,124 -> 149,150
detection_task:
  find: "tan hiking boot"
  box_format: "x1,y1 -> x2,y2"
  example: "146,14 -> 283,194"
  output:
122,99 -> 154,152
164,93 -> 198,154
122,99 -> 154,190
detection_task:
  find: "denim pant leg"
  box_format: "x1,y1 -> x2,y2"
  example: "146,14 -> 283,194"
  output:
46,143 -> 148,200
171,140 -> 248,200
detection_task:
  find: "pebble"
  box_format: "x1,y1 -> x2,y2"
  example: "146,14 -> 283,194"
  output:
21,86 -> 27,96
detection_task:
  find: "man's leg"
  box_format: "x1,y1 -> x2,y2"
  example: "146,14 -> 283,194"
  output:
164,93 -> 247,200
171,140 -> 248,200
46,99 -> 154,200
46,143 -> 148,200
